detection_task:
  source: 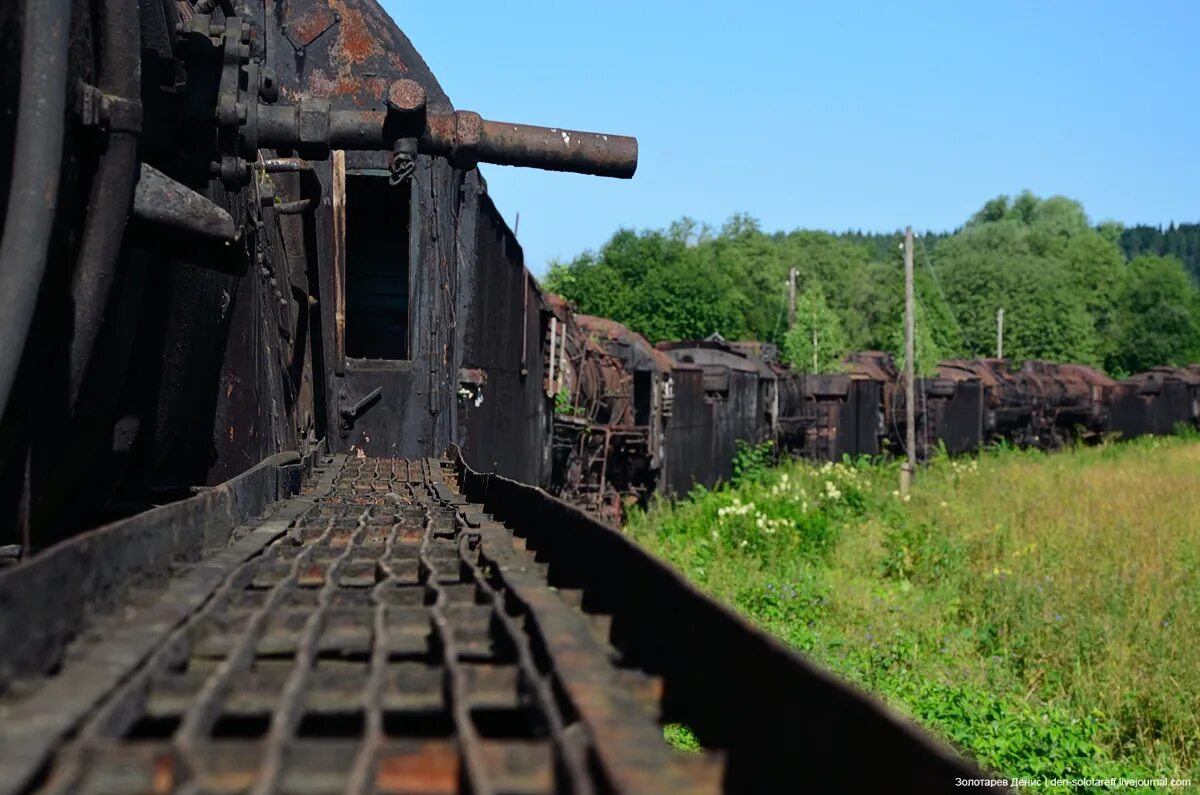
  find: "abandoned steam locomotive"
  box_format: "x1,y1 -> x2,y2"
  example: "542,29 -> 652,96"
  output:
0,1 -> 1000,792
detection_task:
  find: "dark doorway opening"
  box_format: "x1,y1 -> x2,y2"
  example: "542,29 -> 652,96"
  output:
634,370 -> 652,426
345,174 -> 411,360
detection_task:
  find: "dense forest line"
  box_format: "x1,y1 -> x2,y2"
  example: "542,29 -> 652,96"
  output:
542,192 -> 1200,376
1120,222 -> 1200,280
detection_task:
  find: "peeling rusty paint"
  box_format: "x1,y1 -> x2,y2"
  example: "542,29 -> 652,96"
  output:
283,3 -> 339,50
304,68 -> 391,104
327,0 -> 385,64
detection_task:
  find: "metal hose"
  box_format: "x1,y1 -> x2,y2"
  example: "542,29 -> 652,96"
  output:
0,0 -> 72,421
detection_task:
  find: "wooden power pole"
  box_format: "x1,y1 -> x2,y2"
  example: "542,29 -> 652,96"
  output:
996,307 -> 1004,359
901,227 -> 916,496
787,267 -> 798,332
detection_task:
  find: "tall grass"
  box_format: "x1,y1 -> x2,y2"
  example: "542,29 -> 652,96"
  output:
627,436 -> 1200,792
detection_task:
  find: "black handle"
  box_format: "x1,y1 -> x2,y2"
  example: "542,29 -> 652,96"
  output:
340,387 -> 383,420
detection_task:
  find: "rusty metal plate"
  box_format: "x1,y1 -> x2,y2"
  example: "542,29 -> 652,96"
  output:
283,2 -> 340,50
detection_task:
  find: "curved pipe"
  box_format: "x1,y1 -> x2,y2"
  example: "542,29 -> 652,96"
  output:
68,0 -> 142,401
0,0 -> 72,421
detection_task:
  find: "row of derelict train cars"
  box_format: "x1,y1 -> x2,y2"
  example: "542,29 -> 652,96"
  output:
490,292 -> 1200,524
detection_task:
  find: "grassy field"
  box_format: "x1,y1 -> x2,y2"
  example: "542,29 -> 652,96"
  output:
626,436 -> 1200,792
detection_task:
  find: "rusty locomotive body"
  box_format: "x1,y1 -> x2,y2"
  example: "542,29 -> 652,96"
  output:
0,0 -> 639,549
534,299 -> 670,524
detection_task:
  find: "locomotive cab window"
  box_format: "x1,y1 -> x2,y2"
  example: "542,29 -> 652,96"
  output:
344,171 -> 413,360
634,370 -> 653,426
702,366 -> 731,400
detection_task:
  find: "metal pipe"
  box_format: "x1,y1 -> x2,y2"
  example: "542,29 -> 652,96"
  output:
274,198 -> 313,215
262,157 -> 315,173
261,103 -> 638,179
422,112 -> 638,179
0,0 -> 73,421
69,0 -> 143,400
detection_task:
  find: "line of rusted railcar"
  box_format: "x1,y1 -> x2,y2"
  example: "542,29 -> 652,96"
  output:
494,290 -> 1200,523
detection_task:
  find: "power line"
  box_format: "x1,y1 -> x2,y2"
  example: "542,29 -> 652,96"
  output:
916,234 -> 976,356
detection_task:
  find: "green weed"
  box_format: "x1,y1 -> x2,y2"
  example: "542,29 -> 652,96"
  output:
627,437 -> 1200,789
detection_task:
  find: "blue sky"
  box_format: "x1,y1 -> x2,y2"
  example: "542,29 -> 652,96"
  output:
383,1 -> 1200,275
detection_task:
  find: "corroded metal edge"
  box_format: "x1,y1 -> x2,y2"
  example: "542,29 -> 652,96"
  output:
0,452 -> 343,795
0,448 -> 328,685
454,452 -> 999,794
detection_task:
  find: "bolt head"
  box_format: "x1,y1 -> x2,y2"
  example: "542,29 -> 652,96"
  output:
387,79 -> 426,113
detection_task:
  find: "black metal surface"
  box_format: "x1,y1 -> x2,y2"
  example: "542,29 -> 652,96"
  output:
455,189 -> 551,486
662,366 -> 716,495
850,378 -> 883,457
132,163 -> 237,241
1110,371 -> 1195,439
659,342 -> 774,487
929,379 -> 985,455
0,450 -> 315,793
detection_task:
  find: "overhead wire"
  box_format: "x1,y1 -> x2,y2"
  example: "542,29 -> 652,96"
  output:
916,233 -> 976,357
913,235 -> 1056,442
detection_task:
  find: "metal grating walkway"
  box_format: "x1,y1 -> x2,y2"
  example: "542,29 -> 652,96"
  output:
0,457 -> 721,795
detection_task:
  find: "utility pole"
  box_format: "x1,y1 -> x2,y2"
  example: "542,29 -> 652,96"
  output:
901,227 -> 916,497
811,303 -> 818,373
996,307 -> 1004,359
787,267 -> 798,332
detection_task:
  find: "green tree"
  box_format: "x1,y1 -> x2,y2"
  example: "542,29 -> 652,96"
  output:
934,194 -> 1107,365
778,231 -> 875,347
1109,255 -> 1200,374
1059,231 -> 1125,368
542,225 -> 750,342
781,286 -> 849,373
1119,223 -> 1200,283
541,199 -> 1199,376
888,301 -> 947,377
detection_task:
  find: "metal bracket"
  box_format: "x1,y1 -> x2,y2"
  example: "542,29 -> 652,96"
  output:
77,81 -> 143,134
